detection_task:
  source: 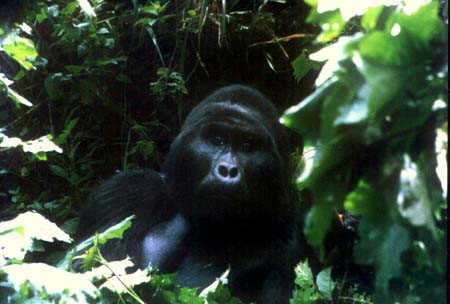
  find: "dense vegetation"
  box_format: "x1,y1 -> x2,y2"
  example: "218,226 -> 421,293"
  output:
0,0 -> 447,303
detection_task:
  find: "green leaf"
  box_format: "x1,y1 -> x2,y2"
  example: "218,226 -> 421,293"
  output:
361,6 -> 384,30
36,7 -> 48,23
334,84 -> 369,125
13,70 -> 26,81
56,117 -> 79,145
97,216 -> 134,245
386,1 -> 446,48
61,217 -> 80,235
2,34 -> 38,70
64,65 -> 85,74
291,260 -> 320,303
58,216 -> 134,270
304,202 -> 333,257
291,51 -> 319,82
316,267 -> 335,300
49,165 -> 68,179
44,73 -> 66,100
374,224 -> 410,300
135,17 -> 157,27
61,1 -> 78,16
344,176 -> 410,300
383,97 -> 434,141
306,9 -> 346,43
320,81 -> 357,138
358,61 -> 408,118
359,31 -> 418,66
281,79 -> 337,145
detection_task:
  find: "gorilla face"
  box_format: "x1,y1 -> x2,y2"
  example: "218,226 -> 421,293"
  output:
163,87 -> 290,226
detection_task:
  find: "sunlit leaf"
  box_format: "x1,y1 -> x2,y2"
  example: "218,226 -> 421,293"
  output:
435,126 -> 447,198
83,257 -> 151,294
0,212 -> 72,265
22,135 -> 63,154
387,1 -> 446,48
2,34 -> 38,70
200,268 -> 230,297
361,6 -> 384,30
77,0 -> 96,17
309,36 -> 360,86
8,88 -> 33,106
0,133 -> 22,148
3,263 -> 99,302
100,268 -> 150,293
315,0 -> 401,21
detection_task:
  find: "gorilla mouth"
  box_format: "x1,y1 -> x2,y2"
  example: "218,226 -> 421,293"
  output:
197,189 -> 241,203
198,175 -> 247,201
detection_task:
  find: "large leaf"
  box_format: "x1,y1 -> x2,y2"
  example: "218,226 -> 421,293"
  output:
2,34 -> 38,70
359,31 -> 418,66
2,263 -> 100,303
344,177 -> 410,300
281,79 -> 337,145
386,1 -> 446,48
316,267 -> 335,300
0,212 -> 72,265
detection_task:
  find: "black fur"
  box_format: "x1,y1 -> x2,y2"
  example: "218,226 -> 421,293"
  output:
78,85 -> 300,303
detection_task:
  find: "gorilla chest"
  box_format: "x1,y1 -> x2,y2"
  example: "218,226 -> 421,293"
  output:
176,247 -> 273,301
142,214 -> 273,290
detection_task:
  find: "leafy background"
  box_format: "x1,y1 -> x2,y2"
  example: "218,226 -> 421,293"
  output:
0,0 -> 447,303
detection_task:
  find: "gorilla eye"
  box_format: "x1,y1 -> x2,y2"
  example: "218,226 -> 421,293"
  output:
210,135 -> 225,146
242,138 -> 257,151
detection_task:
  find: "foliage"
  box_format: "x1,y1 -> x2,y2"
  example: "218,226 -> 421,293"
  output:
283,0 -> 447,302
290,261 -> 371,304
0,212 -> 244,304
0,211 -> 71,265
0,211 -> 98,303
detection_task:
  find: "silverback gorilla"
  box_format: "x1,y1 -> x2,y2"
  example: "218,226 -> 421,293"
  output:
78,85 -> 301,303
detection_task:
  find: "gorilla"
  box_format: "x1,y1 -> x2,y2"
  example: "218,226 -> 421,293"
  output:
78,85 -> 302,303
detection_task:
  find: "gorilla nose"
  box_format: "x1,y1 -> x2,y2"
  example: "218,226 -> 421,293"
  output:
216,163 -> 240,182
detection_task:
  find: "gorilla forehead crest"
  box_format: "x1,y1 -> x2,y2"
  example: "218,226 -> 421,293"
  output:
182,85 -> 288,151
185,85 -> 277,126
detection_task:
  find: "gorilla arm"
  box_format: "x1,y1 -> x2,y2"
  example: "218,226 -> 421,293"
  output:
78,169 -> 178,264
